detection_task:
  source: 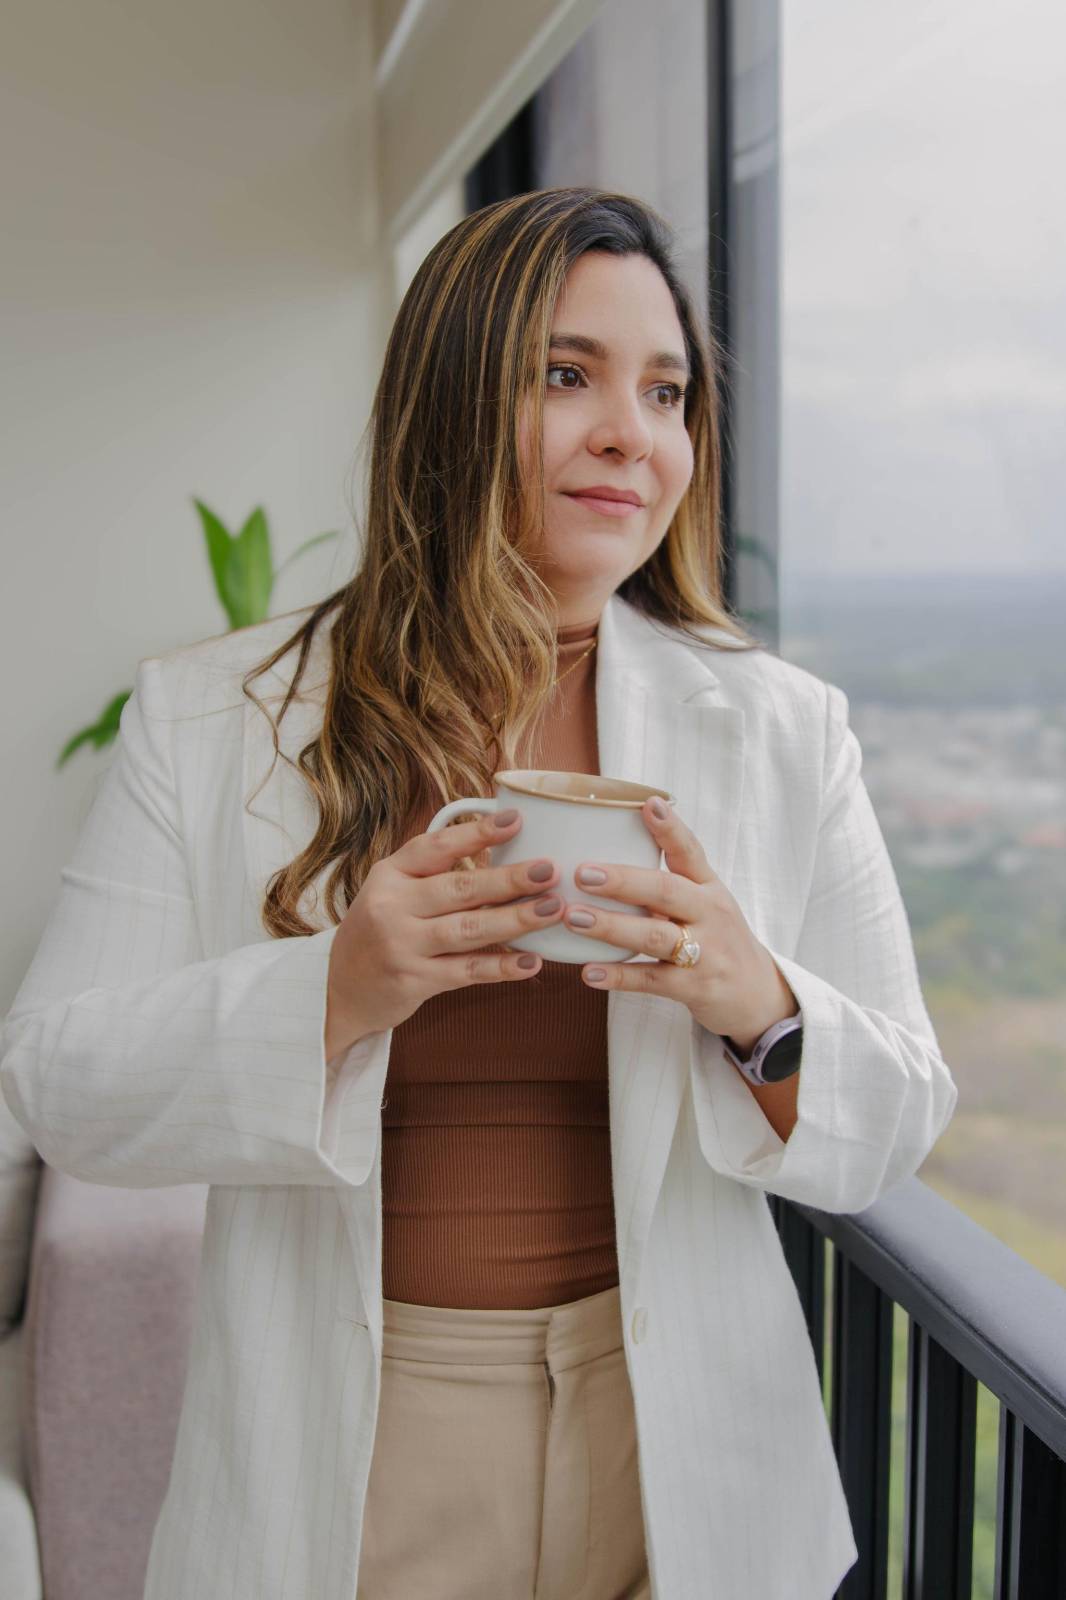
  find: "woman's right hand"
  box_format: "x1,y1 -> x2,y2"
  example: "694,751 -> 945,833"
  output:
324,809 -> 565,1058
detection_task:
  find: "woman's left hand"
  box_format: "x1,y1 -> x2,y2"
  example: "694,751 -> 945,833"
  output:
566,796 -> 798,1050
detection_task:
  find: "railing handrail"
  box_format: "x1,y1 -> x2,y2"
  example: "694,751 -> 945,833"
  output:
788,1176 -> 1066,1461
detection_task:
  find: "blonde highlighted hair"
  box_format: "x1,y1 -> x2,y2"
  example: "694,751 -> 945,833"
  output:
242,186 -> 762,939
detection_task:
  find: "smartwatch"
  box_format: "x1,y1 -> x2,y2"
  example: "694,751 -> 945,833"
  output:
722,1012 -> 804,1087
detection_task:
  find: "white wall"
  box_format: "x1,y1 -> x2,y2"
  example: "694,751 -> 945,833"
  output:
1,0 -> 612,1008
1,0 -> 388,997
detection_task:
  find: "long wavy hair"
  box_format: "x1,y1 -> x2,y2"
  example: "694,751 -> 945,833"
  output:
242,186 -> 763,939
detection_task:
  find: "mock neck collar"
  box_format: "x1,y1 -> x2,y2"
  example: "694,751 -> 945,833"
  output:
555,615 -> 600,646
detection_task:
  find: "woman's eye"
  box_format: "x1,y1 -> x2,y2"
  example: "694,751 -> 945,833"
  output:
653,382 -> 687,409
546,364 -> 686,409
546,362 -> 584,391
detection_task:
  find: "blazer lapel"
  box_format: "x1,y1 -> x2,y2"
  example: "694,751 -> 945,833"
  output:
239,622 -> 335,942
595,595 -> 746,1303
238,596 -> 747,1319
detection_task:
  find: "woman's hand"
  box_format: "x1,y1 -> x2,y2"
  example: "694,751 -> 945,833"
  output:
563,797 -> 798,1053
325,810 -> 567,1059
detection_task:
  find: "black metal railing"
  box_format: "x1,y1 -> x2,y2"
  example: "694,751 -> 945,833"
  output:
772,1179 -> 1066,1600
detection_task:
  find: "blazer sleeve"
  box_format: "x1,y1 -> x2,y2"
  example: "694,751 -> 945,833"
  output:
688,679 -> 959,1214
0,656 -> 390,1190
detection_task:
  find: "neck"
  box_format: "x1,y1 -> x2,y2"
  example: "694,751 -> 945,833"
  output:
555,616 -> 600,643
557,608 -> 598,633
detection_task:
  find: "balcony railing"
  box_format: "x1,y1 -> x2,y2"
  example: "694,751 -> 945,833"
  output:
772,1179 -> 1066,1599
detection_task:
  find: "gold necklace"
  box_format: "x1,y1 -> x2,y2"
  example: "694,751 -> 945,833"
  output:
488,637 -> 598,732
552,637 -> 597,690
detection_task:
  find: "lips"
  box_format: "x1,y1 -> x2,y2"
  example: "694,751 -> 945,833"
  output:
565,487 -> 643,506
563,489 -> 644,519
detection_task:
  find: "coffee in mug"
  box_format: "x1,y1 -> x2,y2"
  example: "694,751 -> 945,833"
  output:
425,769 -> 674,965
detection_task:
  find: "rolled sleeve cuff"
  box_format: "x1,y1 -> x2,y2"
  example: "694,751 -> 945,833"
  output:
688,947 -> 955,1215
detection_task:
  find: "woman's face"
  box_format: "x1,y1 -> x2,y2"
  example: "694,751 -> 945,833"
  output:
519,250 -> 695,625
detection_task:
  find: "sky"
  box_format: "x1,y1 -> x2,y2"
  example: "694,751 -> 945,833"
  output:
780,0 -> 1065,576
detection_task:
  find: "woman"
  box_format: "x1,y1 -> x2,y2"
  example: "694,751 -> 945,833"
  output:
1,188 -> 958,1600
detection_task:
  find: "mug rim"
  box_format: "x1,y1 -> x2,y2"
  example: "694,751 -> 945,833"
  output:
494,768 -> 675,809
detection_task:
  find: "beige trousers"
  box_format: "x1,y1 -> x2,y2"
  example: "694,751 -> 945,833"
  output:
356,1283 -> 652,1600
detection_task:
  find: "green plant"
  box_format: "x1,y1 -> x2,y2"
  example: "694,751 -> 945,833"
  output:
56,501 -> 339,767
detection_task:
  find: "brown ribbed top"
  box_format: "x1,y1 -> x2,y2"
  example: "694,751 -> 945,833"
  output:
382,616 -> 613,1309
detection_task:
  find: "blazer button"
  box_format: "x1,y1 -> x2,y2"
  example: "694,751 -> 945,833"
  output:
630,1306 -> 648,1343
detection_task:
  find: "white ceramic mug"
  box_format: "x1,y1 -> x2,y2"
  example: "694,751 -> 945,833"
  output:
425,768 -> 674,965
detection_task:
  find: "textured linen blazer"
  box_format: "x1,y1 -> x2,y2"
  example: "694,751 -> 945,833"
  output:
1,591 -> 959,1600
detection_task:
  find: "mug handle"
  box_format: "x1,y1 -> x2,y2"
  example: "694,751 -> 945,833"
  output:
425,797 -> 497,834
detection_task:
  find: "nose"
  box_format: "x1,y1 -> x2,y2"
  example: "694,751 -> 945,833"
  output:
587,391 -> 654,460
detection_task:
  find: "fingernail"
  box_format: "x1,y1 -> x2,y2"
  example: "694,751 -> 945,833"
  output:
577,866 -> 606,885
535,896 -> 561,916
495,808 -> 519,827
650,797 -> 668,820
516,953 -> 538,969
585,968 -> 607,983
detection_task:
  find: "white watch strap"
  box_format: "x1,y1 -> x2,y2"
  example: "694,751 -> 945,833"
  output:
722,1011 -> 803,1085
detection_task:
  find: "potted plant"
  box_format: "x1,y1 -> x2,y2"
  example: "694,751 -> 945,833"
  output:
56,501 -> 338,767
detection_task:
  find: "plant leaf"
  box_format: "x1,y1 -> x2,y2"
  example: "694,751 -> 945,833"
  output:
56,689 -> 132,768
228,506 -> 274,627
193,498 -> 240,625
59,503 -> 324,772
272,529 -> 340,582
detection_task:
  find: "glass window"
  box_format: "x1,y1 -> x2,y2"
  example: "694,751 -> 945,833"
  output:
780,1 -> 1066,1290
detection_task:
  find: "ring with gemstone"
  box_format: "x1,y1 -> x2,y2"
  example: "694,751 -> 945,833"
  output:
669,924 -> 701,968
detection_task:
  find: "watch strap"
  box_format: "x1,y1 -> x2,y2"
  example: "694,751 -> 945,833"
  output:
722,1011 -> 803,1086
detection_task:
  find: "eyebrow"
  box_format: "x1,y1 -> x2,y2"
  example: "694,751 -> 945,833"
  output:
548,332 -> 690,380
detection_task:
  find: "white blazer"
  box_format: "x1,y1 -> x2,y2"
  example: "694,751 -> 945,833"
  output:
1,592 -> 958,1600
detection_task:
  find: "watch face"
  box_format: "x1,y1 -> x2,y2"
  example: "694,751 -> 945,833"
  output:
761,1032 -> 803,1082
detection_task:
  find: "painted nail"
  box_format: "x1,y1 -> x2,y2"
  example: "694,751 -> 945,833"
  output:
535,896 -> 562,916
577,866 -> 607,885
567,910 -> 596,928
495,808 -> 519,827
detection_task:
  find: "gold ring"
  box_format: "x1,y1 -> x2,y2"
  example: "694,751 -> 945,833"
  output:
669,923 -> 701,968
